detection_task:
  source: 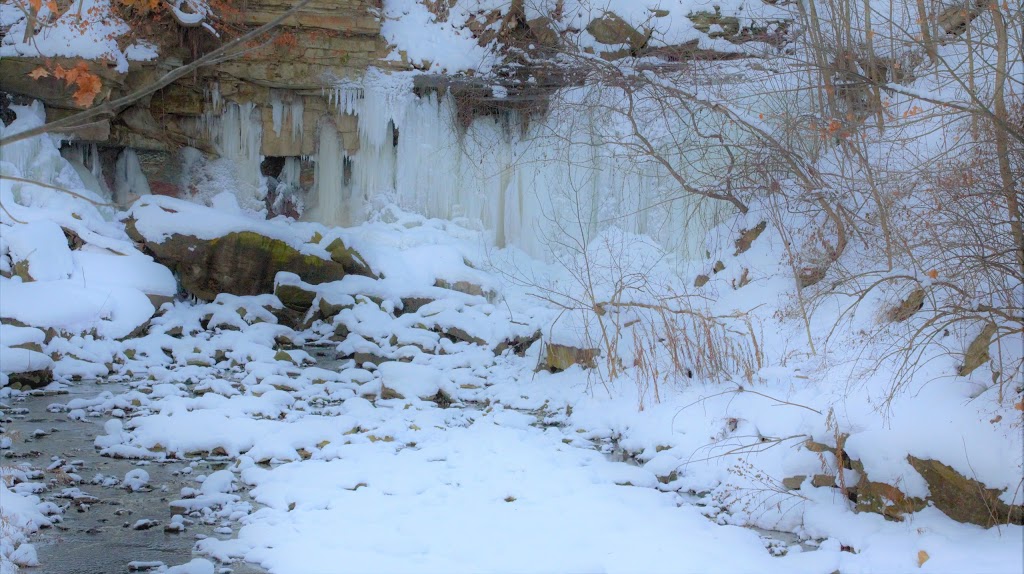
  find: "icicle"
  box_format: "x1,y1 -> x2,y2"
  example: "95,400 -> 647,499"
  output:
289,97 -> 304,143
271,90 -> 284,137
279,157 -> 301,187
212,101 -> 265,202
114,149 -> 151,205
309,123 -> 348,227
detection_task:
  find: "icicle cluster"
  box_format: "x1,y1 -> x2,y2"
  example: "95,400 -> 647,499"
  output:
310,70 -> 723,259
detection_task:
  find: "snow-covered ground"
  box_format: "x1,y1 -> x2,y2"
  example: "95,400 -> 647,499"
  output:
2,111 -> 1021,571
2,0 -> 1023,572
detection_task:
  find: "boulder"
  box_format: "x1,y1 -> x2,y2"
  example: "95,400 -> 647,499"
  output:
586,13 -> 649,49
908,455 -> 1023,526
128,221 -> 348,301
957,322 -> 997,377
887,287 -> 926,322
734,221 -> 767,255
540,342 -> 599,371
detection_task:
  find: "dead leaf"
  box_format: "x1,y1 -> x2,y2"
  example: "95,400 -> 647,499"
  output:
926,269 -> 938,279
71,71 -> 102,107
28,66 -> 50,80
1015,402 -> 1023,411
990,415 -> 1002,424
917,550 -> 929,567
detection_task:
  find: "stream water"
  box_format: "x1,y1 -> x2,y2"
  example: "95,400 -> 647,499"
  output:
1,383 -> 265,574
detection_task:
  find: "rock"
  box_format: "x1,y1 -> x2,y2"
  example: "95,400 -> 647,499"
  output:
734,221 -> 767,255
938,0 -> 990,36
438,326 -> 487,346
586,13 -> 649,49
325,238 -> 375,277
494,331 -> 541,357
712,260 -> 725,274
853,479 -> 926,520
811,474 -> 836,488
907,455 -> 1023,526
398,297 -> 434,315
274,279 -> 317,313
434,279 -> 490,298
693,274 -> 710,288
887,287 -> 926,322
129,224 -> 348,301
688,10 -> 741,38
7,368 -> 53,389
540,342 -> 599,371
957,322 -> 997,377
782,475 -> 806,490
797,266 -> 827,288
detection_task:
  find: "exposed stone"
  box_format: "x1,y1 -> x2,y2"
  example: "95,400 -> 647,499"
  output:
434,279 -> 489,298
694,274 -> 710,288
782,475 -> 806,490
438,326 -> 487,347
398,297 -> 434,315
957,322 -> 997,377
325,238 -> 375,277
887,287 -> 927,322
274,283 -> 317,313
6,368 -> 53,389
734,221 -> 767,255
128,221 -> 349,301
712,260 -> 725,274
811,474 -> 836,488
494,331 -> 541,356
938,0 -> 991,36
0,57 -> 122,110
853,479 -> 926,520
586,12 -> 649,49
540,342 -> 599,371
797,266 -> 827,289
907,455 -> 1023,526
319,297 -> 351,320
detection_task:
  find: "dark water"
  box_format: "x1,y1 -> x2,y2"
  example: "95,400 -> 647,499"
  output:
1,383 -> 265,574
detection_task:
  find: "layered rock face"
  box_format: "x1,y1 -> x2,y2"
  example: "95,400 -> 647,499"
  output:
1,0 -> 390,201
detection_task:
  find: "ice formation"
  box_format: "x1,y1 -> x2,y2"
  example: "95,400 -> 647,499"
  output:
62,143 -> 111,201
205,68 -> 725,258
210,101 -> 264,202
320,70 -> 723,258
114,149 -> 152,205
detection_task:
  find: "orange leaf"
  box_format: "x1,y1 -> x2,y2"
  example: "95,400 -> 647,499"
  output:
29,0 -> 41,13
926,269 -> 938,279
1015,402 -> 1023,411
28,66 -> 50,80
44,0 -> 57,12
917,550 -> 929,567
52,64 -> 67,80
71,72 -> 102,108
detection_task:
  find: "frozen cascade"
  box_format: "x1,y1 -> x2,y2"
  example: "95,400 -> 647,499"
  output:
314,70 -> 726,260
290,98 -> 304,143
271,90 -> 285,136
211,101 -> 264,203
308,123 -> 353,226
114,149 -> 151,205
269,91 -> 304,142
279,157 -> 301,187
61,143 -> 111,201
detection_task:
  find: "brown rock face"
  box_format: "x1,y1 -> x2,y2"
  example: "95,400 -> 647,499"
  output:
908,455 -> 1023,526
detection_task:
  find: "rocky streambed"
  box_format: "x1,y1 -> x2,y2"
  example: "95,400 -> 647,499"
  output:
1,382 -> 265,574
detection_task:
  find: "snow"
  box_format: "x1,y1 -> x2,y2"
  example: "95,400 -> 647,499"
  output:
1,2 -> 1022,573
4,220 -> 73,281
0,0 -> 138,72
